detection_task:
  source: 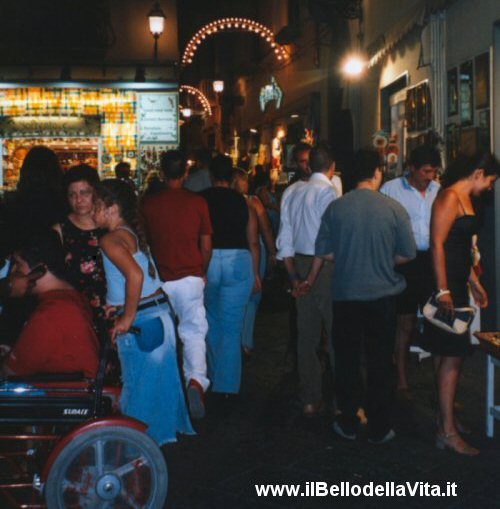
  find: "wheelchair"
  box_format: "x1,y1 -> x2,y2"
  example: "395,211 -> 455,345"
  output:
0,338 -> 168,508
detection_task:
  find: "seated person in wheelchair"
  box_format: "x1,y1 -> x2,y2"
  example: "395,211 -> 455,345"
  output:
0,230 -> 99,378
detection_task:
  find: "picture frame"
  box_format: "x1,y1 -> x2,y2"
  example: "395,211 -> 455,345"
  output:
447,68 -> 458,116
459,61 -> 473,125
446,123 -> 459,163
459,127 -> 478,155
475,52 -> 489,109
478,109 -> 490,151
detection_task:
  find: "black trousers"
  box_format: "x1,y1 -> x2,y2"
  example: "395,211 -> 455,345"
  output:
332,295 -> 397,439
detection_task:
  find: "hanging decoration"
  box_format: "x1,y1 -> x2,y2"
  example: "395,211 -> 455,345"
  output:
259,76 -> 283,112
179,85 -> 212,116
181,17 -> 288,67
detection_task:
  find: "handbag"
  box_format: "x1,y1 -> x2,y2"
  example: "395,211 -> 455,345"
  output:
130,316 -> 164,352
422,294 -> 475,335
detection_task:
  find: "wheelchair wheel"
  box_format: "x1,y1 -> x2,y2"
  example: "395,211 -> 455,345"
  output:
44,425 -> 168,508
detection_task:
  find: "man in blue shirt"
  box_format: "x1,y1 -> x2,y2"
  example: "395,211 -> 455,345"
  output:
380,145 -> 441,398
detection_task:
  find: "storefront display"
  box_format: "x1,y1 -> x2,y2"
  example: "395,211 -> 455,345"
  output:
0,87 -> 178,191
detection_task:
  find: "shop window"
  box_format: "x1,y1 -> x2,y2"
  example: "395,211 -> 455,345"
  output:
405,82 -> 432,133
380,76 -> 407,133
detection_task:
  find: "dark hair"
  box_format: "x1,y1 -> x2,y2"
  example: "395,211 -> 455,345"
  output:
195,147 -> 212,167
160,150 -> 186,180
18,146 -> 63,194
94,179 -> 156,278
63,164 -> 100,192
352,149 -> 382,183
210,154 -> 233,182
441,151 -> 500,187
16,229 -> 69,282
114,161 -> 131,179
310,142 -> 334,173
409,145 -> 441,170
292,142 -> 312,161
252,164 -> 270,189
230,168 -> 248,188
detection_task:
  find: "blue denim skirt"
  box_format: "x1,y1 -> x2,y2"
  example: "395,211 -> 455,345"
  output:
117,297 -> 194,445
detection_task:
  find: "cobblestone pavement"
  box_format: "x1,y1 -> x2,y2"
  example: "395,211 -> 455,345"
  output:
164,303 -> 500,509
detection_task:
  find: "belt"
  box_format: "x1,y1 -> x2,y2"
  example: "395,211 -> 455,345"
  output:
137,294 -> 168,312
295,253 -> 314,258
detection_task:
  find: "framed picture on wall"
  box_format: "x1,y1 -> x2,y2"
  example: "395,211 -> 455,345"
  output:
446,123 -> 459,163
475,52 -> 489,109
459,127 -> 478,155
447,68 -> 458,116
405,87 -> 417,132
478,109 -> 490,151
459,61 -> 473,125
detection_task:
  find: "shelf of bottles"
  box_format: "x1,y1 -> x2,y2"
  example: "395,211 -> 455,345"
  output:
0,88 -> 137,177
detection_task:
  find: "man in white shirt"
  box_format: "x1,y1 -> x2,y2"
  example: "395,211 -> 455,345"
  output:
276,142 -> 338,416
380,145 -> 441,398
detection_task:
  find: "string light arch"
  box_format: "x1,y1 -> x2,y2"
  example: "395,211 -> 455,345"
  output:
179,85 -> 212,116
181,17 -> 288,67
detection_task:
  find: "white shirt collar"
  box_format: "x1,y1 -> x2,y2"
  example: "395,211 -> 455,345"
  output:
309,172 -> 334,186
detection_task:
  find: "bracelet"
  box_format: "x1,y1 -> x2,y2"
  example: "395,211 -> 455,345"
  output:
436,289 -> 451,300
304,280 -> 312,288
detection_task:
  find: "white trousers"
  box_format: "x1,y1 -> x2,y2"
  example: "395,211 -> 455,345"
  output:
162,276 -> 209,391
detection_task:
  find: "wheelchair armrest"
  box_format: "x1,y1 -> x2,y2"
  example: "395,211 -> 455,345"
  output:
1,372 -> 86,384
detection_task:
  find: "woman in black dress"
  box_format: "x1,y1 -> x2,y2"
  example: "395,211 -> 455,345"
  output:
428,152 -> 499,455
53,165 -> 107,326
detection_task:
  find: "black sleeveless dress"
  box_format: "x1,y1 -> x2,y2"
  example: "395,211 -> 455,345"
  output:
424,215 -> 477,357
60,218 -> 107,324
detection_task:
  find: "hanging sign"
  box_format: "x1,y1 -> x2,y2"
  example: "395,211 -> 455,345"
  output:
138,92 -> 178,144
259,76 -> 283,112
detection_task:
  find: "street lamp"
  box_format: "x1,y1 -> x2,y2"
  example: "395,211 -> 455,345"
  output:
341,55 -> 366,77
213,80 -> 224,93
182,107 -> 192,118
148,2 -> 166,59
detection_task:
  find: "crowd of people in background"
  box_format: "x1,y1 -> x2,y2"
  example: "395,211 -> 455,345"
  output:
0,139 -> 498,457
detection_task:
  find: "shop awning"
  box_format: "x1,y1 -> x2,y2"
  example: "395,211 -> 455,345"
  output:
367,0 -> 458,68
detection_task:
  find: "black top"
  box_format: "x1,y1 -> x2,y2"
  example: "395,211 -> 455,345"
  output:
60,218 -> 107,321
424,214 -> 478,357
200,187 -> 249,249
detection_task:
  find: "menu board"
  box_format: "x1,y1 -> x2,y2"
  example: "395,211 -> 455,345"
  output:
137,92 -> 178,144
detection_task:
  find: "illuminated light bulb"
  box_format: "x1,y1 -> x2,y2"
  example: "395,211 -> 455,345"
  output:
342,56 -> 366,77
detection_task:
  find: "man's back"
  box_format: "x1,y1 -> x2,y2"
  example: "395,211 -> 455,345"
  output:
184,168 -> 211,193
278,173 -> 336,257
316,189 -> 416,301
142,188 -> 212,281
5,289 -> 99,377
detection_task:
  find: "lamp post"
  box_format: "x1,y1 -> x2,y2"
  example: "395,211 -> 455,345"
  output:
148,2 -> 166,60
213,80 -> 224,151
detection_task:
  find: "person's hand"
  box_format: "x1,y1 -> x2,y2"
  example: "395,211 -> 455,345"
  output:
437,292 -> 454,321
103,305 -> 117,320
110,315 -> 134,343
294,280 -> 312,298
252,275 -> 262,294
470,281 -> 488,308
7,271 -> 41,298
267,253 -> 277,268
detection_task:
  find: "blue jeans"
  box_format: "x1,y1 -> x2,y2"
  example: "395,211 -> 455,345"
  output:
117,297 -> 194,445
205,249 -> 253,393
241,238 -> 266,350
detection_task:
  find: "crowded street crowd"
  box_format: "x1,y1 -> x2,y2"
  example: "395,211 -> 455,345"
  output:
0,141 -> 498,455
